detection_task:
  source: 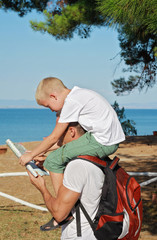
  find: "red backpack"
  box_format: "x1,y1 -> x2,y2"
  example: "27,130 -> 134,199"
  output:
74,155 -> 143,240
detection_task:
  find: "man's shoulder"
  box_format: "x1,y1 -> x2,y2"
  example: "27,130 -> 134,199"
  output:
63,158 -> 104,194
67,158 -> 93,167
66,159 -> 88,171
66,158 -> 103,175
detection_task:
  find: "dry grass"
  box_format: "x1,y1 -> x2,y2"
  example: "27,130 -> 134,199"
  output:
0,206 -> 61,240
0,136 -> 157,239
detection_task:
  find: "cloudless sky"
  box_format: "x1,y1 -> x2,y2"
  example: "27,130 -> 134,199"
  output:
0,10 -> 156,108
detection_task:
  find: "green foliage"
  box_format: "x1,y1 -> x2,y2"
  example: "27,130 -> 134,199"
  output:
30,6 -> 91,40
30,0 -> 157,93
112,101 -> 137,136
111,30 -> 156,95
98,0 -> 157,95
1,0 -> 156,94
30,0 -> 104,40
111,19 -> 156,95
154,47 -> 157,57
0,0 -> 48,16
98,0 -> 157,36
111,76 -> 140,95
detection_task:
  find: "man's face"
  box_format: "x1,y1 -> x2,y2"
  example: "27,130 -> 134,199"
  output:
61,128 -> 73,145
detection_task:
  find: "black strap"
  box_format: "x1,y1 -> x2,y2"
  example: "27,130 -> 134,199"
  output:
75,200 -> 82,237
75,200 -> 95,237
79,201 -> 95,232
58,212 -> 73,226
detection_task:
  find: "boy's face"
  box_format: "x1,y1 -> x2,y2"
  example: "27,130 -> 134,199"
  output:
39,95 -> 63,112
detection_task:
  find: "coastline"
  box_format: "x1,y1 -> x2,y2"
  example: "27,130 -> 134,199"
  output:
1,109 -> 157,145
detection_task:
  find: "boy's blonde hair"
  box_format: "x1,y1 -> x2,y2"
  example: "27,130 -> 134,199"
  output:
35,77 -> 67,103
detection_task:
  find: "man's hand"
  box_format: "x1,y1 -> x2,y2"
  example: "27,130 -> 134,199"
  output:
19,152 -> 33,166
27,170 -> 46,193
27,170 -> 80,223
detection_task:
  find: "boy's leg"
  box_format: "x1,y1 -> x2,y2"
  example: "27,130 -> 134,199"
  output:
44,132 -> 119,175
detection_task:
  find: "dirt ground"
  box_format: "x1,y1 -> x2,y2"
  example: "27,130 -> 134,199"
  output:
0,136 -> 157,239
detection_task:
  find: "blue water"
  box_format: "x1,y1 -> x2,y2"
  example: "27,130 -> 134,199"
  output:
0,108 -> 157,145
125,109 -> 157,136
0,109 -> 56,145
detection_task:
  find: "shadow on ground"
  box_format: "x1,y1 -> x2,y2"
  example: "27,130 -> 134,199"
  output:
125,135 -> 157,146
142,200 -> 157,235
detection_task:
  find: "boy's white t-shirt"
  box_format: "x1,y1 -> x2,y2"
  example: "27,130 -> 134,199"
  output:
59,86 -> 125,145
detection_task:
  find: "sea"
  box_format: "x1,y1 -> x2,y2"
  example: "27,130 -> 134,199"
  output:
0,108 -> 157,145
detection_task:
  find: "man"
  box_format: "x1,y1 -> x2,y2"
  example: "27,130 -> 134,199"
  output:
27,122 -> 105,239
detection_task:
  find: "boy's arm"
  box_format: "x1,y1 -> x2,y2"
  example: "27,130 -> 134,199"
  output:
19,122 -> 69,166
45,140 -> 62,152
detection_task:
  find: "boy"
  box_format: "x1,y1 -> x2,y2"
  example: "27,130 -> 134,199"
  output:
19,77 -> 125,195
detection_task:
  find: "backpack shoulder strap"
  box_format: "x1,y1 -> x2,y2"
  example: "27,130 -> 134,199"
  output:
77,155 -> 120,170
75,200 -> 82,237
75,199 -> 95,236
77,155 -> 107,168
109,156 -> 120,170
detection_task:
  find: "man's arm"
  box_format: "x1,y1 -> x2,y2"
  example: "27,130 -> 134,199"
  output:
19,122 -> 69,166
27,171 -> 80,222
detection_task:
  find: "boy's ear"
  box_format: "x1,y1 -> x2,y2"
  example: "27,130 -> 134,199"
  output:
50,93 -> 57,100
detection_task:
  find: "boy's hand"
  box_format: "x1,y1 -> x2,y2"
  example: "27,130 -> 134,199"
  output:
33,155 -> 47,169
19,152 -> 33,166
33,155 -> 47,162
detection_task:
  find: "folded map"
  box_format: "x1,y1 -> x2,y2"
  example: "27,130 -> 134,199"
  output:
6,139 -> 49,177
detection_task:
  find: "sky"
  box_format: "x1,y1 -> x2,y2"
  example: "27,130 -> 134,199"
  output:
0,9 -> 156,109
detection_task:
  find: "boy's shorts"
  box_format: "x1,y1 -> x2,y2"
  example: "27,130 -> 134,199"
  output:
44,132 -> 119,173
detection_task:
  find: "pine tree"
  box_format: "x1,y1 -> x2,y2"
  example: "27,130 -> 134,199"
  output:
29,0 -> 157,93
1,0 -> 156,94
0,0 -> 48,16
112,101 -> 137,136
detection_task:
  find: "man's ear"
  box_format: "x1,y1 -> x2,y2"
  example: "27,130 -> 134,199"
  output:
69,127 -> 76,138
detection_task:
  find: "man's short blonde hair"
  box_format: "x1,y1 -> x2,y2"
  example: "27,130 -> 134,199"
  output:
35,77 -> 67,103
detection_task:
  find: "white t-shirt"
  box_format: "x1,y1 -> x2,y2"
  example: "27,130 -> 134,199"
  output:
59,86 -> 125,145
61,159 -> 105,240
